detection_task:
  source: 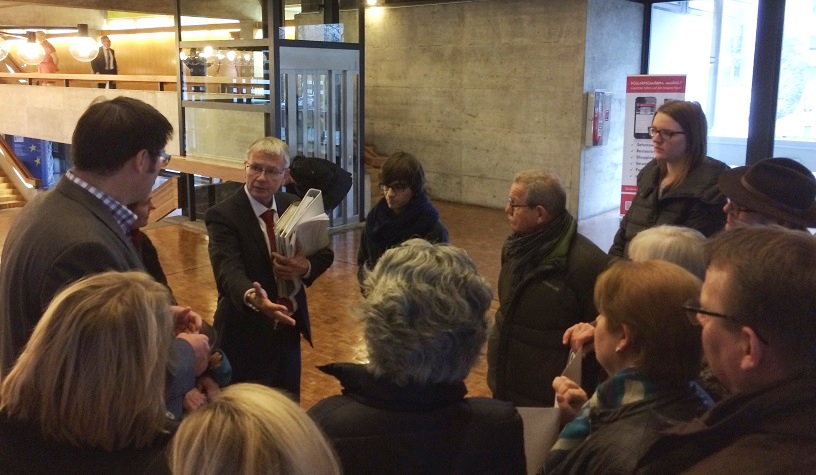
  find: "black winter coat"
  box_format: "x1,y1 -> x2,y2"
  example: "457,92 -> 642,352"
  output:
609,157 -> 729,257
308,363 -> 527,475
487,223 -> 609,406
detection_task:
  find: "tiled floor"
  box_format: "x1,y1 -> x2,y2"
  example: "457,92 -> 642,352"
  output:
0,201 -> 620,410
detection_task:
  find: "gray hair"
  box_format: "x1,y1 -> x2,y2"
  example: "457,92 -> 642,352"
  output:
628,225 -> 707,279
359,239 -> 493,386
245,137 -> 290,168
513,170 -> 566,216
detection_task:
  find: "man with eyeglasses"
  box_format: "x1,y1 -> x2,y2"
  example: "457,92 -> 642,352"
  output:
636,226 -> 816,473
718,157 -> 816,231
487,170 -> 609,406
205,137 -> 334,400
0,97 -> 208,418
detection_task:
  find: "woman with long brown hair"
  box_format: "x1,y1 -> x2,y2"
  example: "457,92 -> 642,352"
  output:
610,101 -> 729,257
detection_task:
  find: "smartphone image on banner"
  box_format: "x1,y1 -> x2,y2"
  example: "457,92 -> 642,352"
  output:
633,96 -> 656,139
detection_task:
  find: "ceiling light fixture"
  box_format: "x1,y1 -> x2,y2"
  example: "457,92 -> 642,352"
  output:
69,24 -> 99,62
18,32 -> 46,65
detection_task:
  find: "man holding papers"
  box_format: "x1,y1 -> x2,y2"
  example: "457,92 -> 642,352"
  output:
205,137 -> 334,400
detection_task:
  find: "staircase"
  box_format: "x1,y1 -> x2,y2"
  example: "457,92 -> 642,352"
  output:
149,175 -> 179,223
0,171 -> 25,210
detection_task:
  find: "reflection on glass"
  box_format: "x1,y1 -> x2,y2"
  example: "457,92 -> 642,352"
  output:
180,47 -> 270,104
279,1 -> 359,43
178,0 -> 264,42
184,108 -> 265,160
774,0 -> 816,172
281,73 -> 289,142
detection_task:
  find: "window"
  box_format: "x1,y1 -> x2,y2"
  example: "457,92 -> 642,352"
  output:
650,0 -> 759,167
774,0 -> 816,172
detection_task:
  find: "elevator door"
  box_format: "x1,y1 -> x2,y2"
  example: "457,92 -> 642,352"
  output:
280,46 -> 360,228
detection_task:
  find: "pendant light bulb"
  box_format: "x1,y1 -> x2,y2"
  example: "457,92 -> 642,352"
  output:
69,24 -> 99,62
18,32 -> 46,65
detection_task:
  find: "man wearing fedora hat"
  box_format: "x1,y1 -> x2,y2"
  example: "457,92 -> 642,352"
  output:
718,157 -> 816,231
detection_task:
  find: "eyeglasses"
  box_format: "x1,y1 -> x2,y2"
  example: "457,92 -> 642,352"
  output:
647,127 -> 686,141
379,182 -> 409,193
726,199 -> 756,215
158,151 -> 171,168
683,299 -> 768,344
246,162 -> 286,177
506,197 -> 534,212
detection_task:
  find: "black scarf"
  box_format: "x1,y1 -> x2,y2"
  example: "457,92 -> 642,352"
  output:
366,192 -> 440,249
502,212 -> 574,287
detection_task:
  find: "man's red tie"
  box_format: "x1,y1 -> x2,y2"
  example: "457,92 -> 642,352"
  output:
260,209 -> 277,254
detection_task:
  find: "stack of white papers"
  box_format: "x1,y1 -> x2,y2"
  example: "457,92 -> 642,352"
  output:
275,188 -> 330,257
273,189 -> 330,305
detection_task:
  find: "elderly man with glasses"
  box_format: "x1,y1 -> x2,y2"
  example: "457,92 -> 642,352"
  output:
487,170 -> 609,406
718,157 -> 816,232
636,226 -> 816,473
205,137 -> 334,400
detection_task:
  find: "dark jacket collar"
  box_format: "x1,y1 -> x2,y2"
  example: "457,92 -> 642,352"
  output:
318,363 -> 467,412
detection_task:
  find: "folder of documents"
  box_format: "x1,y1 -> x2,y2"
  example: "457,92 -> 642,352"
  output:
275,188 -> 330,257
273,189 -> 330,307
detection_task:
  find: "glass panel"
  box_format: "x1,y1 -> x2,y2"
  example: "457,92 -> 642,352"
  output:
280,73 -> 288,142
650,0 -> 759,167
774,0 -> 816,172
180,47 -> 270,104
352,72 -> 360,218
334,72 -> 343,162
278,45 -> 361,225
296,72 -> 319,156
317,72 -> 330,159
178,0 -> 264,42
280,1 -> 360,43
184,108 -> 265,160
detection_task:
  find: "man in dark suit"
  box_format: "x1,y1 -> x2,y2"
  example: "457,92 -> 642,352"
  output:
205,137 -> 334,400
0,97 -> 208,417
91,35 -> 117,89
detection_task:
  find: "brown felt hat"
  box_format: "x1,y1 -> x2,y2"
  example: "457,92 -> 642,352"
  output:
718,157 -> 816,228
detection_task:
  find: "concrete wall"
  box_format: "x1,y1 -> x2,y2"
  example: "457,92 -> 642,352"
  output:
365,0 -> 589,214
0,84 -> 180,154
578,0 -> 643,219
0,5 -> 106,29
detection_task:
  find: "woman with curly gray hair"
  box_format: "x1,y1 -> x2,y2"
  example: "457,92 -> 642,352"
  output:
309,239 -> 526,474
